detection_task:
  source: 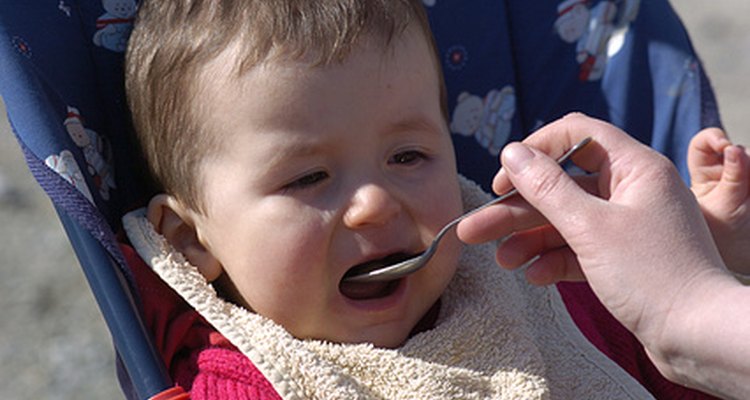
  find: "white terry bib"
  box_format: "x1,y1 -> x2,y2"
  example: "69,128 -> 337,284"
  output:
124,176 -> 653,400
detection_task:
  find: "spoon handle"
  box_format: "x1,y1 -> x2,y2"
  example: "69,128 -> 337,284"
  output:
342,137 -> 592,283
442,136 -> 592,237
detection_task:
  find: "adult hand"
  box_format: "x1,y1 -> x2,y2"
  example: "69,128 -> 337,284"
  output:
457,114 -> 743,395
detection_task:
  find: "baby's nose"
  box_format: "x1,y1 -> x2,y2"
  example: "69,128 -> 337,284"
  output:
343,184 -> 402,229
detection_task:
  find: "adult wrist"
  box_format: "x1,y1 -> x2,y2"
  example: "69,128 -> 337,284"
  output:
645,270 -> 747,397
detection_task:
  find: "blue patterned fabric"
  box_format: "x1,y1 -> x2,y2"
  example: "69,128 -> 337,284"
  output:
0,1 -> 144,231
426,0 -> 720,189
0,0 -> 720,398
0,2 -> 167,398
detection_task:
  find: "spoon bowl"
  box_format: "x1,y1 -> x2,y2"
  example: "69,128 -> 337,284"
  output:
342,137 -> 592,283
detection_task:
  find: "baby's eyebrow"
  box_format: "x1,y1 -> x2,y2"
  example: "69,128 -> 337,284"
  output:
256,116 -> 443,171
383,116 -> 443,137
259,139 -> 325,171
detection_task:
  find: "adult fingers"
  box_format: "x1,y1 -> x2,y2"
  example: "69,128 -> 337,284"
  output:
524,247 -> 584,285
458,174 -> 600,244
456,195 -> 548,244
500,141 -> 597,237
495,225 -> 565,269
491,113 -> 646,196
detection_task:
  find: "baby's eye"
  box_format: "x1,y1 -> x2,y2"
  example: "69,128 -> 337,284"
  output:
390,150 -> 427,165
284,171 -> 329,190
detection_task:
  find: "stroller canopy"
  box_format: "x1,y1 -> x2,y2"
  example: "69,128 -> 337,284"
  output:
0,1 -> 719,398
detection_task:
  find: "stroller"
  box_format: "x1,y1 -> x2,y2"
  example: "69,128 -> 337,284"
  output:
0,1 -> 720,398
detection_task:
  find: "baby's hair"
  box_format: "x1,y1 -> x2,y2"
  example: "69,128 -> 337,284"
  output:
125,0 -> 443,213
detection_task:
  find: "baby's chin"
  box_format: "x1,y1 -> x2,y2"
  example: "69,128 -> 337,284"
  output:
291,300 -> 442,349
212,281 -> 425,348
297,326 -> 414,349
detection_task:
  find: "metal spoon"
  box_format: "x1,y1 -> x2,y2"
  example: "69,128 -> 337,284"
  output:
342,137 -> 592,283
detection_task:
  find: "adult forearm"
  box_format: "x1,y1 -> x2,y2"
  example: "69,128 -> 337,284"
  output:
649,275 -> 750,400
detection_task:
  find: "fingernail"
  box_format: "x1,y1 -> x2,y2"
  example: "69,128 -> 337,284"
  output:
502,143 -> 535,174
726,146 -> 739,164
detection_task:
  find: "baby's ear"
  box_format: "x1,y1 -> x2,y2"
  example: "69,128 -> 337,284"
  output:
146,194 -> 223,282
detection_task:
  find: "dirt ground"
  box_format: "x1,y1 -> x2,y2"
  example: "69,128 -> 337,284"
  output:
1,2 -> 748,398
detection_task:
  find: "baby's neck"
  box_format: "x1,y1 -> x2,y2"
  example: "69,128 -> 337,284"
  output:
408,299 -> 441,339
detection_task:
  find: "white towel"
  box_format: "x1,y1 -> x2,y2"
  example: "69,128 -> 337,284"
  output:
124,176 -> 653,400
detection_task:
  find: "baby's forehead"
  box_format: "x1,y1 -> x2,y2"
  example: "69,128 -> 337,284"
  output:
193,34 -> 444,153
194,28 -> 430,102
210,26 -> 427,71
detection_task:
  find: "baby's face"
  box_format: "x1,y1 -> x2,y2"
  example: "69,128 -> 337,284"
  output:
191,29 -> 463,347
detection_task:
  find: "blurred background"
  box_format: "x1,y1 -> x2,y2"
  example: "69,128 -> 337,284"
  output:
1,2 -> 748,398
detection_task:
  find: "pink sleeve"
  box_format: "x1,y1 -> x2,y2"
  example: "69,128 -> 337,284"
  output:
558,281 -> 720,400
189,335 -> 281,400
122,244 -> 281,399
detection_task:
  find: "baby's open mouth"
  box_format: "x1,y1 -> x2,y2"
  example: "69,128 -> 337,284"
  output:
340,253 -> 413,300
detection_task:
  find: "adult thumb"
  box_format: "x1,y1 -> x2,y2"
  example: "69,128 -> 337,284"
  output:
501,142 -> 593,231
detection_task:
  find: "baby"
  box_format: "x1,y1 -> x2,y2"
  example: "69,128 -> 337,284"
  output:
126,0 -> 463,351
122,0 -> 700,398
